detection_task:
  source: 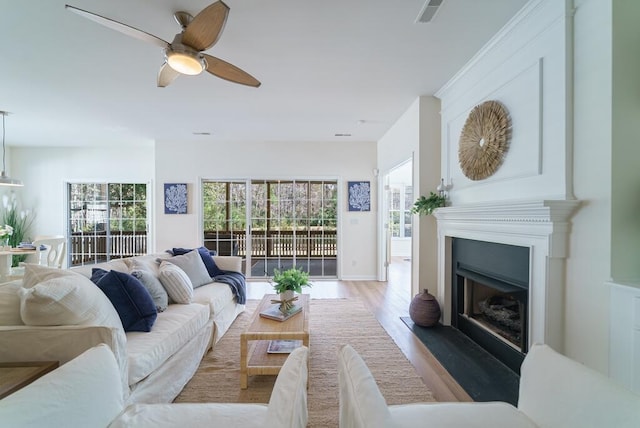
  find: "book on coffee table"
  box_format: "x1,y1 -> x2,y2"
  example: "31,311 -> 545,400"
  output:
267,340 -> 303,354
259,304 -> 303,322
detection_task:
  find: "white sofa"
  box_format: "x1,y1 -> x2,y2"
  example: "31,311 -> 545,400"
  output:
338,343 -> 640,428
0,344 -> 309,428
0,252 -> 245,404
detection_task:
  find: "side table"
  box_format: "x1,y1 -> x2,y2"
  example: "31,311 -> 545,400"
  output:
0,361 -> 59,399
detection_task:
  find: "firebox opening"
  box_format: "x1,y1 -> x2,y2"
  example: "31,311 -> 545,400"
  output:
463,279 -> 526,351
451,238 -> 530,374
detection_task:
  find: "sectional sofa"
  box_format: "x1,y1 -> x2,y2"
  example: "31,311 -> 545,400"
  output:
0,249 -> 245,404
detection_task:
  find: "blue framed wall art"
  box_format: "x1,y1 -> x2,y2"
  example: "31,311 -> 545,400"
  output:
348,181 -> 370,212
164,183 -> 188,214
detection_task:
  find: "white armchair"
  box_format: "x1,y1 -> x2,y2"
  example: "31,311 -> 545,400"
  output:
337,343 -> 640,428
0,344 -> 309,428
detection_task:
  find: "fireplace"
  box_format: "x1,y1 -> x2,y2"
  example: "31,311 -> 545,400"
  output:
433,200 -> 581,360
452,238 -> 529,373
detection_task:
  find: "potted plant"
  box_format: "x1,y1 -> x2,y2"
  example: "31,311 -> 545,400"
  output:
411,192 -> 446,216
271,266 -> 312,301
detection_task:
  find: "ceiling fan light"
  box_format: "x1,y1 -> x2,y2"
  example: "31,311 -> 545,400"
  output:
166,51 -> 204,75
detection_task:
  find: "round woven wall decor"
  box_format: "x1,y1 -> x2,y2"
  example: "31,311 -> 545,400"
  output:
458,100 -> 511,181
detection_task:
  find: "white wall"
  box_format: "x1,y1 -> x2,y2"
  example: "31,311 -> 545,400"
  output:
378,97 -> 441,297
10,146 -> 155,240
154,139 -> 378,280
568,0 -> 613,373
437,0 -> 573,204
10,140 -> 377,279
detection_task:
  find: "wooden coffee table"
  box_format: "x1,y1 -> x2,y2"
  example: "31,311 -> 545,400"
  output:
240,293 -> 309,389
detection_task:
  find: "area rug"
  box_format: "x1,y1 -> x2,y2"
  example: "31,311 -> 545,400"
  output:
175,299 -> 435,427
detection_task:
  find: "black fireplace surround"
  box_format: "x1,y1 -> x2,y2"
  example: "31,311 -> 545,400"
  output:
451,238 -> 529,374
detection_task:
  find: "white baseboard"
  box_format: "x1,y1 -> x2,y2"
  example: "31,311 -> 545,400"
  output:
339,275 -> 379,281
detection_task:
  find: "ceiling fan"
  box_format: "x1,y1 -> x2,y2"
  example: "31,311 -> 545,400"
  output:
65,1 -> 261,88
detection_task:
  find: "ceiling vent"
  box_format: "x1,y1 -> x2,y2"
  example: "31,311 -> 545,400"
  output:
416,0 -> 444,23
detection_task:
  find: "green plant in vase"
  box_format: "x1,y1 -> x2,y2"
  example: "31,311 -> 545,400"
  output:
2,192 -> 35,266
271,267 -> 312,312
411,192 -> 446,216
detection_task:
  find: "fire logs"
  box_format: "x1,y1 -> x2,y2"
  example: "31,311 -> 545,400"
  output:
478,295 -> 521,333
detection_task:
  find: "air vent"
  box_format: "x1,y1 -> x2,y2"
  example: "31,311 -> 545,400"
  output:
416,0 -> 444,23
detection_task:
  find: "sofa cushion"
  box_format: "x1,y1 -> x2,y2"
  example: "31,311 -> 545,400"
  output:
0,281 -> 23,325
125,303 -> 210,385
91,268 -> 158,332
19,264 -> 122,329
131,269 -> 169,312
0,344 -> 124,428
388,402 -> 537,428
111,403 -> 267,428
158,261 -> 193,304
192,279 -> 235,316
163,249 -> 212,288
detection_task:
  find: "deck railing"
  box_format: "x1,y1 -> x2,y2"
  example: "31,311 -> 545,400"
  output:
70,231 -> 147,266
204,230 -> 337,258
71,229 -> 336,266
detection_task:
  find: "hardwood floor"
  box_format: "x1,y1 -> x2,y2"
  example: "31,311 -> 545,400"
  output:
245,257 -> 472,402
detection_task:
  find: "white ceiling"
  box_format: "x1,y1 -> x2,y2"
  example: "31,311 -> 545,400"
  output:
0,0 -> 528,148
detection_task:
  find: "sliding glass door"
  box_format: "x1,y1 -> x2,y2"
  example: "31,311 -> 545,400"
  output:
68,182 -> 148,266
202,179 -> 338,278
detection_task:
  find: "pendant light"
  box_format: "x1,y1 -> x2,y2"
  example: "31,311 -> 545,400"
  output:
0,112 -> 23,187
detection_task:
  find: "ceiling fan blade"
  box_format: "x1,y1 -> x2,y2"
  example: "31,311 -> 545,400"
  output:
203,54 -> 261,87
157,62 -> 180,88
181,1 -> 229,51
65,4 -> 169,49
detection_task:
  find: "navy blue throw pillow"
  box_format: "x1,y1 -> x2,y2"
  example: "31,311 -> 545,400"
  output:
171,246 -> 223,277
91,268 -> 157,332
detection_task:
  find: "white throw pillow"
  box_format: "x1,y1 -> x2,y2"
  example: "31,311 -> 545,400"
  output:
128,254 -> 168,277
19,264 -> 122,328
158,261 -> 193,304
0,281 -> 24,325
23,263 -> 84,289
162,250 -> 211,288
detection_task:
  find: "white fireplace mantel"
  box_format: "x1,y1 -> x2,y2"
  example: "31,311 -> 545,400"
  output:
433,199 -> 581,352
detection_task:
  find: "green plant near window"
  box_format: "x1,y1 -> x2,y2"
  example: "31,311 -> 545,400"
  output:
271,267 -> 312,294
411,192 -> 446,216
2,192 -> 35,266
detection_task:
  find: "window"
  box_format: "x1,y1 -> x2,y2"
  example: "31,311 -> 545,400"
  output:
389,184 -> 413,238
68,183 -> 148,266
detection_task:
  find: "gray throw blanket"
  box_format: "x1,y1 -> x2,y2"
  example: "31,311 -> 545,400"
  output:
213,271 -> 247,304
